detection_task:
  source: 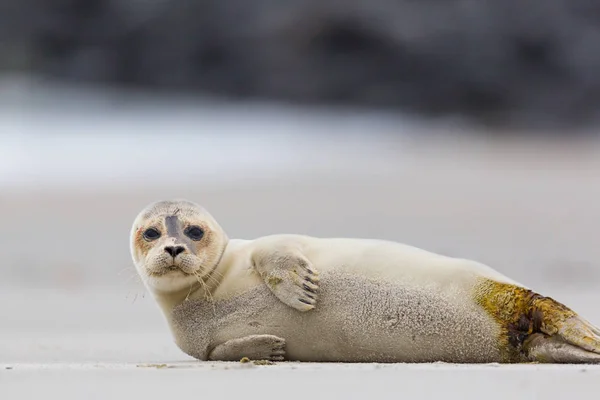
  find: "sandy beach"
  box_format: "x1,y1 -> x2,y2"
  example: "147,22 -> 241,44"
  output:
2,79 -> 600,399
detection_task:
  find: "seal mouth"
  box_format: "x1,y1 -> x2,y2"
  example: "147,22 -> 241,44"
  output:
148,265 -> 191,277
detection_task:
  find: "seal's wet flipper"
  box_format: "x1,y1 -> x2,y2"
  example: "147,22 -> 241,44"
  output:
517,292 -> 600,357
474,279 -> 600,363
252,249 -> 320,312
208,335 -> 286,361
525,333 -> 600,363
555,316 -> 600,355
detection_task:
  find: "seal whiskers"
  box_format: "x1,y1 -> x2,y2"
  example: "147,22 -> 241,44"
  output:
191,271 -> 217,315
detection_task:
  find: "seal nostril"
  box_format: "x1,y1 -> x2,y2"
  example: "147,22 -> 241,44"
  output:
164,245 -> 185,257
173,246 -> 185,256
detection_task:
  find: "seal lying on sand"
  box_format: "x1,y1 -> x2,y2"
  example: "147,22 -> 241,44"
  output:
130,199 -> 600,363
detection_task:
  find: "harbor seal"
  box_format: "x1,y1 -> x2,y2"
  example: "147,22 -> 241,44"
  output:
130,199 -> 600,363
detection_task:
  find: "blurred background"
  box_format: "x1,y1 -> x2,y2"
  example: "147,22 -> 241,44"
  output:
1,0 -> 600,365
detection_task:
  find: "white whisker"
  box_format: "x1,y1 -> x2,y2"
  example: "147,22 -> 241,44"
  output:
193,272 -> 217,316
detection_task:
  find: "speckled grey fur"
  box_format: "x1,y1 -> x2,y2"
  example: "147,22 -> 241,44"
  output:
171,270 -> 500,363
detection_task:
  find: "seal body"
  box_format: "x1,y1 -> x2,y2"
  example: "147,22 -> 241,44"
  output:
172,236 -> 508,362
131,200 -> 600,364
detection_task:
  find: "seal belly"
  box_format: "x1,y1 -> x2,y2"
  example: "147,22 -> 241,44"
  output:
175,270 -> 503,363
283,271 -> 502,362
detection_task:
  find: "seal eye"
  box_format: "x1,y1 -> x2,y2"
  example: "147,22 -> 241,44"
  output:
185,226 -> 204,241
143,228 -> 161,241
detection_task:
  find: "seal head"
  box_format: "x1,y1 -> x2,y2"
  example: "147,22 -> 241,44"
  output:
130,199 -> 228,293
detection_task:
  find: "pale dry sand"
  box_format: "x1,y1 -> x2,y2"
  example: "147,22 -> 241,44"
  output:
3,362 -> 600,400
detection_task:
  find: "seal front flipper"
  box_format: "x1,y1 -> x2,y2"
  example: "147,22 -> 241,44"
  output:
251,247 -> 319,312
207,335 -> 286,361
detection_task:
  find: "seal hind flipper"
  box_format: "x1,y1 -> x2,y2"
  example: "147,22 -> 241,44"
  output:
252,248 -> 320,312
525,333 -> 600,363
556,315 -> 600,355
475,279 -> 600,363
207,334 -> 286,362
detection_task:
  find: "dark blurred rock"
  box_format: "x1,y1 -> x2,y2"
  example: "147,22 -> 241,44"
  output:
4,0 -> 600,128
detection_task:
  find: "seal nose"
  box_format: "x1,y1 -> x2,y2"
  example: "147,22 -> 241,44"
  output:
164,245 -> 185,257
